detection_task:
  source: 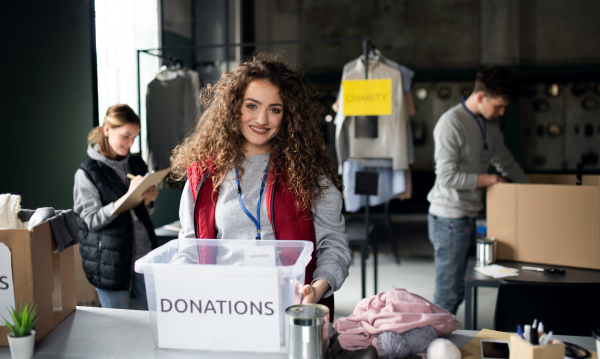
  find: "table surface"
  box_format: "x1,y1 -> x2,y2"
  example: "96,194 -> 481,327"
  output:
465,257 -> 600,284
1,307 -> 596,358
463,256 -> 600,331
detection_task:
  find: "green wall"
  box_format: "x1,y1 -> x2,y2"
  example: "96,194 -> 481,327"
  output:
1,2 -> 94,210
0,4 -> 188,226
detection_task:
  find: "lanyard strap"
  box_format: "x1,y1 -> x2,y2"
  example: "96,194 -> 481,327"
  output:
234,159 -> 270,239
461,95 -> 488,149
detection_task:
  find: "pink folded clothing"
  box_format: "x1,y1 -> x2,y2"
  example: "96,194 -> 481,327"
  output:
333,288 -> 461,352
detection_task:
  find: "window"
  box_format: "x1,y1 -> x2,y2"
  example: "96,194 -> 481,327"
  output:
95,0 -> 159,154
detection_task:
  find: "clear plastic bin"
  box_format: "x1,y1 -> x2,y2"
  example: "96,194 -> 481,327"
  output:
135,238 -> 313,353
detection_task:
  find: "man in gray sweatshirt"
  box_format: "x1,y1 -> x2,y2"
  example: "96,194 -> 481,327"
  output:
426,66 -> 529,315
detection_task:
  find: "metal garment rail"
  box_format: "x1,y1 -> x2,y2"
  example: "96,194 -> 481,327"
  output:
136,36 -> 374,125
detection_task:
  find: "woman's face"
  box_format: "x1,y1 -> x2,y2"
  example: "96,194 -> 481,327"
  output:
104,123 -> 140,158
239,79 -> 284,156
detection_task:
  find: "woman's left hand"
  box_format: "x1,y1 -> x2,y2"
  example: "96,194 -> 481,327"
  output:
299,279 -> 330,304
142,185 -> 159,207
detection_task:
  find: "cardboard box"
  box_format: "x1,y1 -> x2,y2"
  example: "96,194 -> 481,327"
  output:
73,244 -> 100,307
509,334 -> 565,359
0,221 -> 76,345
487,174 -> 600,270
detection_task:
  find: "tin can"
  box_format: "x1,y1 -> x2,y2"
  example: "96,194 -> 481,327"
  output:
476,237 -> 496,267
286,304 -> 330,359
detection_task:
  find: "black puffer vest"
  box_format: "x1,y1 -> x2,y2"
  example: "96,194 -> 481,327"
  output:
75,155 -> 158,291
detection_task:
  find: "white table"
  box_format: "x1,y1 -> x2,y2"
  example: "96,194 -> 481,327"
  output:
1,306 -> 596,358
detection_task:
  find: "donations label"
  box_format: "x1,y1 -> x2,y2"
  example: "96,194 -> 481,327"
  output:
342,79 -> 392,116
0,243 -> 16,324
154,264 -> 281,352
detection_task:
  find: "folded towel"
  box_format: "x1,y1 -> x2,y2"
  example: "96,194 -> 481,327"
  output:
48,210 -> 81,252
27,207 -> 56,230
17,208 -> 36,222
0,194 -> 26,229
23,207 -> 81,252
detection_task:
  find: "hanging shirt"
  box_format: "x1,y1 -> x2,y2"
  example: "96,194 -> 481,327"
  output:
335,50 -> 410,172
146,68 -> 201,171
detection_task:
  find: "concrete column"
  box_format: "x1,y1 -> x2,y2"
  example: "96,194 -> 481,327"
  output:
480,0 -> 520,65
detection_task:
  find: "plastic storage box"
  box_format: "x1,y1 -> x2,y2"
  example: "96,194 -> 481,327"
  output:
135,238 -> 313,353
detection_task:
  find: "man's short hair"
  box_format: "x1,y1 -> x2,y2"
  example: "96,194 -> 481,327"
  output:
473,66 -> 520,101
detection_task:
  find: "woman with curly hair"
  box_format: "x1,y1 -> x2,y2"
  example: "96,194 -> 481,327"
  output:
170,53 -> 351,317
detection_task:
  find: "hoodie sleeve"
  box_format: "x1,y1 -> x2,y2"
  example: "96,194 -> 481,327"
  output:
73,169 -> 117,230
312,177 -> 351,297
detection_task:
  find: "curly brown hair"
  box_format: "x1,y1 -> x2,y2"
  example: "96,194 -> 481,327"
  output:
170,52 -> 342,214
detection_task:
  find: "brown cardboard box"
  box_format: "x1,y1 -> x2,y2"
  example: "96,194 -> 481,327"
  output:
487,174 -> 600,270
73,244 -> 100,307
509,334 -> 565,359
0,221 -> 76,345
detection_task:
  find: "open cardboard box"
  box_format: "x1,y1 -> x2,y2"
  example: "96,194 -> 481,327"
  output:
0,221 -> 76,345
487,174 -> 600,270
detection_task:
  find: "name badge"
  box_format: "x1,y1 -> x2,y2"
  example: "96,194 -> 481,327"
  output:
481,148 -> 490,162
244,245 -> 276,266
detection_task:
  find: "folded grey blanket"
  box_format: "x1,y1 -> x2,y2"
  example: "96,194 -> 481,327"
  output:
21,207 -> 81,252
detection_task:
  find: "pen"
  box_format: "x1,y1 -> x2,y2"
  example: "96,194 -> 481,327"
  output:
530,326 -> 539,345
522,266 -> 566,274
126,173 -> 137,180
545,331 -> 553,345
524,324 -> 531,343
530,320 -> 539,345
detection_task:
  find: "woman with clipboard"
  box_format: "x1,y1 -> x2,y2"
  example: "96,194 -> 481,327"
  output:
73,104 -> 159,310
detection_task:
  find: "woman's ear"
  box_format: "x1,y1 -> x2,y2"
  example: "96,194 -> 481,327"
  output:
103,124 -> 109,137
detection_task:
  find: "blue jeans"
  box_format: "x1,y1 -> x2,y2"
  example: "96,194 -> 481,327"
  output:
95,272 -> 148,310
428,214 -> 475,315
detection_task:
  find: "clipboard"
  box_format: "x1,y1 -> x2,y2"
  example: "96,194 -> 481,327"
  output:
110,167 -> 170,216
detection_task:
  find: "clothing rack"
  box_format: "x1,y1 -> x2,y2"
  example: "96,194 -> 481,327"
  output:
137,37 -> 380,294
136,36 -> 374,125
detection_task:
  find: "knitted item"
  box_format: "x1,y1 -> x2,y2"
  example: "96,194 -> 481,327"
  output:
426,338 -> 461,359
377,326 -> 437,358
0,194 -> 26,229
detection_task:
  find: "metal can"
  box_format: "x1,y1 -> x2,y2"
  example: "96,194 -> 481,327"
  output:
476,237 -> 496,267
286,304 -> 330,359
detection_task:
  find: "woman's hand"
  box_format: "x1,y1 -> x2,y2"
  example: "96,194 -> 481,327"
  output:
127,175 -> 159,207
142,185 -> 159,207
128,175 -> 144,189
299,279 -> 330,304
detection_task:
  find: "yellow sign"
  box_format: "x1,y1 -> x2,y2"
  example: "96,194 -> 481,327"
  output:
342,79 -> 392,116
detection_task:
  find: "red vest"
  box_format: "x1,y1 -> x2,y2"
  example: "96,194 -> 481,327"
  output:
187,162 -> 334,319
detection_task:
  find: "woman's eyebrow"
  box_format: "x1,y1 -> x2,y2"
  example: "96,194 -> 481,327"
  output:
244,98 -> 283,107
